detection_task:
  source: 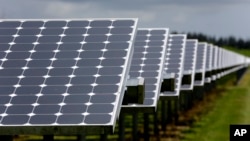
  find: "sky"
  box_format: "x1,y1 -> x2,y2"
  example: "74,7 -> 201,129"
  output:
1,0 -> 250,39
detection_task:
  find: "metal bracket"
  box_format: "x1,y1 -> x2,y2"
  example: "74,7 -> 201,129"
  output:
122,78 -> 145,105
183,70 -> 192,75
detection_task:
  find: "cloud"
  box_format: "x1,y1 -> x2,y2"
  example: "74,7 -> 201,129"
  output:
1,0 -> 250,39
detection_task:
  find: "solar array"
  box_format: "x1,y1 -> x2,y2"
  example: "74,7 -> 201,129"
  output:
181,39 -> 197,90
194,42 -> 207,86
0,18 -> 249,137
122,28 -> 169,111
160,34 -> 186,98
0,19 -> 138,134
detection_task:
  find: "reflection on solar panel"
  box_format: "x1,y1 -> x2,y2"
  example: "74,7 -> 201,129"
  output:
160,34 -> 186,97
0,19 -> 138,134
123,28 -> 169,111
194,42 -> 207,86
181,39 -> 197,90
205,44 -> 213,83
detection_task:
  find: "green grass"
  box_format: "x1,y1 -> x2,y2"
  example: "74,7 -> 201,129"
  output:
223,46 -> 250,57
182,70 -> 250,141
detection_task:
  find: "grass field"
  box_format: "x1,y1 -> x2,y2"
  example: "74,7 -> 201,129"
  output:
182,69 -> 250,141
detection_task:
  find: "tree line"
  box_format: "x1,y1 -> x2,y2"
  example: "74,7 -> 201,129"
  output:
172,32 -> 250,49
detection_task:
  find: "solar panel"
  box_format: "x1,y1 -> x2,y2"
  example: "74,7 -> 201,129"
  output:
216,47 -> 222,79
205,44 -> 213,83
211,46 -> 218,81
194,42 -> 207,86
180,39 -> 197,90
221,48 -> 229,77
0,19 -> 138,134
160,34 -> 186,98
122,28 -> 169,111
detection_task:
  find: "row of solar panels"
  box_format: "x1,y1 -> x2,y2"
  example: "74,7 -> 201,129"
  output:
0,18 -> 249,135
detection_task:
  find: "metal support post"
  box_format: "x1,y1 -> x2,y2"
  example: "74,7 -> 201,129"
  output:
100,134 -> 107,141
143,113 -> 149,141
132,112 -> 138,141
154,111 -> 159,135
43,135 -> 54,141
118,113 -> 125,141
1,135 -> 13,141
161,100 -> 166,131
174,99 -> 179,124
77,134 -> 86,141
167,100 -> 172,123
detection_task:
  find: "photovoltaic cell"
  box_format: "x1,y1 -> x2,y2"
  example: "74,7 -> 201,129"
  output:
123,28 -> 169,110
0,19 -> 138,134
194,42 -> 207,86
160,34 -> 186,97
181,39 -> 197,90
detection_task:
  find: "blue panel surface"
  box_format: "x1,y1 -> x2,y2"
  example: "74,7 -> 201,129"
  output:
0,19 -> 137,133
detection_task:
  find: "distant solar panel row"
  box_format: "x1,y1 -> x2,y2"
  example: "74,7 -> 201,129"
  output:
0,19 -> 249,135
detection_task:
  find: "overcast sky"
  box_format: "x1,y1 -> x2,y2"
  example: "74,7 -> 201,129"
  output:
1,0 -> 250,39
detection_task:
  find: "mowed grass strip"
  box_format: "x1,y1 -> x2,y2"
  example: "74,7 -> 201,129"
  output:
182,69 -> 250,141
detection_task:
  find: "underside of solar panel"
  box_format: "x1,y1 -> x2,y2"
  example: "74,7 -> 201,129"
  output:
0,18 -> 138,134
